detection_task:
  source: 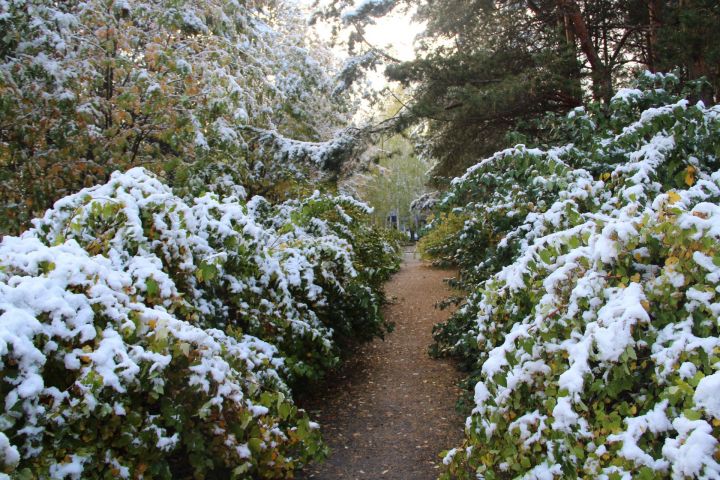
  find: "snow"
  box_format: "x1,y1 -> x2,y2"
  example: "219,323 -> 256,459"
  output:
0,432 -> 19,468
593,283 -> 649,362
48,455 -> 88,479
341,0 -> 391,20
612,88 -> 643,103
182,11 -> 208,33
255,127 -> 359,170
508,410 -> 547,447
607,400 -> 672,471
442,447 -> 457,465
155,433 -> 180,452
662,416 -> 720,478
694,372 -> 720,418
523,462 -> 563,480
236,443 -> 251,459
434,77 -> 720,477
113,0 -> 130,11
551,397 -> 581,433
0,167 -> 379,476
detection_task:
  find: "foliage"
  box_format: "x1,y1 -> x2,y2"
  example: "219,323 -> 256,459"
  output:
384,0 -> 583,179
360,133 -> 432,233
0,0 -> 355,236
654,0 -> 720,103
0,168 -> 399,478
426,73 -> 720,478
325,0 -> 720,180
416,211 -> 468,262
257,191 -> 401,349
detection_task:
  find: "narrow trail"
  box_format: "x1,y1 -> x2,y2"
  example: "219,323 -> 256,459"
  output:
299,249 -> 464,479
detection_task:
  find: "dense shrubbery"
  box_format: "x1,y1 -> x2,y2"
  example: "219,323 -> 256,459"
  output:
0,0 -> 354,235
426,73 -> 720,478
0,168 -> 399,478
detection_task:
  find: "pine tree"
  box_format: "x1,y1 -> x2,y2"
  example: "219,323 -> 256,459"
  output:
326,0 -> 719,178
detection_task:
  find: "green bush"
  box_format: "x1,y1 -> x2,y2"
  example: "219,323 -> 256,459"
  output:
0,168 -> 399,478
430,73 -> 720,478
0,0 -> 352,235
280,194 -> 401,341
417,212 -> 470,263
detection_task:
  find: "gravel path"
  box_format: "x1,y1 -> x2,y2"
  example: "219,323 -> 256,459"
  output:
298,249 -> 464,480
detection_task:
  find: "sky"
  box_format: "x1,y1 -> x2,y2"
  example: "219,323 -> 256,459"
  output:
362,7 -> 425,89
300,0 -> 425,89
363,7 -> 425,63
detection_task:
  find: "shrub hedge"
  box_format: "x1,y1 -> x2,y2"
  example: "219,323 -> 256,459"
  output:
428,73 -> 720,479
0,168 -> 399,478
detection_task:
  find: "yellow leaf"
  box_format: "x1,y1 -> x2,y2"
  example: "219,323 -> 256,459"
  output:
667,191 -> 681,205
685,165 -> 696,187
601,172 -> 611,181
665,256 -> 679,267
630,273 -> 641,283
641,300 -> 650,311
148,319 -> 157,329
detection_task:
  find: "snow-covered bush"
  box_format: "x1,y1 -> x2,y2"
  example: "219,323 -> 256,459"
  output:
261,193 -> 401,346
0,0 -> 354,235
0,168 -> 398,478
429,73 -> 720,478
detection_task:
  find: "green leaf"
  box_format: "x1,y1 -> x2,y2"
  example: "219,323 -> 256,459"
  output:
539,249 -> 552,264
232,463 -> 251,477
146,277 -> 159,297
278,402 -> 292,420
248,437 -> 263,453
683,409 -> 702,421
638,467 -> 657,480
15,469 -> 34,480
713,255 -> 720,267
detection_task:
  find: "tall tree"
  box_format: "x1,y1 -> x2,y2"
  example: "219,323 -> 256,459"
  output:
0,0 -> 354,235
323,0 -> 719,178
385,0 -> 586,178
653,0 -> 720,103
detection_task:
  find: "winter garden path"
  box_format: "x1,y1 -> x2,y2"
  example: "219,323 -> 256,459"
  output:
299,249 -> 464,479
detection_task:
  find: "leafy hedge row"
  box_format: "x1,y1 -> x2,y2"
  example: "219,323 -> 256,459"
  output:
0,168 -> 399,478
427,73 -> 720,478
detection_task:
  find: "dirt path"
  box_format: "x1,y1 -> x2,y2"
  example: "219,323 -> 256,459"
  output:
298,249 -> 464,480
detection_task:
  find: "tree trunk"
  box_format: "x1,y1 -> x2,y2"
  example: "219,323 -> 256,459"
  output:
688,56 -> 716,104
646,0 -> 659,72
557,0 -> 613,103
526,0 -> 583,105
